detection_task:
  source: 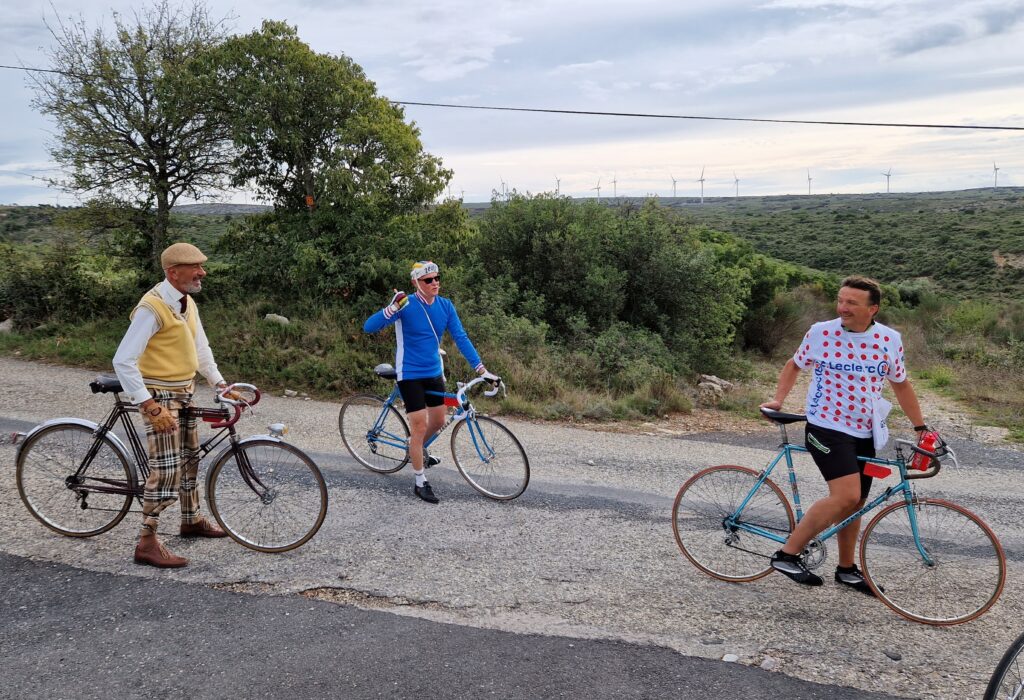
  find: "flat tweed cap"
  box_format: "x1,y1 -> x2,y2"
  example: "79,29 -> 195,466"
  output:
161,242 -> 207,269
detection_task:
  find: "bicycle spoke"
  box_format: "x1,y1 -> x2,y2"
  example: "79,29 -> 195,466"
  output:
673,466 -> 794,582
861,499 -> 1005,625
339,394 -> 410,473
451,416 -> 529,500
16,423 -> 134,537
209,440 -> 327,553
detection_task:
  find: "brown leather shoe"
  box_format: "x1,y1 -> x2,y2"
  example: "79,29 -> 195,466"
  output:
134,535 -> 188,568
179,517 -> 227,538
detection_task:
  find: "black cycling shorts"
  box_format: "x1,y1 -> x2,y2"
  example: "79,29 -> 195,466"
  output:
804,423 -> 876,500
397,375 -> 446,414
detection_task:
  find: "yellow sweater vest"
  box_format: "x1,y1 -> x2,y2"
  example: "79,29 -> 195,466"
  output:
131,286 -> 199,390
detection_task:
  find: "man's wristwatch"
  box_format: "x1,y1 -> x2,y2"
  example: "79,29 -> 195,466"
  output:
913,424 -> 929,432
143,404 -> 161,417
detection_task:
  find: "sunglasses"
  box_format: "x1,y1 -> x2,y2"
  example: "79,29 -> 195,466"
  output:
419,276 -> 440,284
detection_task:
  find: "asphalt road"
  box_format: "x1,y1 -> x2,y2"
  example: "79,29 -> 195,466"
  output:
2,357 -> 1022,698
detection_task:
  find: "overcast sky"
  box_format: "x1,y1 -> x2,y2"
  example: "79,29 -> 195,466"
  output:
2,0 -> 1023,204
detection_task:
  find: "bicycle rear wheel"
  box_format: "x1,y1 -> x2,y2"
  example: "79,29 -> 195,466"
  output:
450,416 -> 529,500
860,498 -> 1006,625
672,465 -> 795,582
338,394 -> 410,473
207,439 -> 328,553
985,630 -> 1024,700
16,423 -> 134,537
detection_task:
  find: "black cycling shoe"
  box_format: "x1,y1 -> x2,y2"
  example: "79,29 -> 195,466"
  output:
835,565 -> 882,597
414,481 -> 439,504
770,550 -> 823,586
424,451 -> 441,468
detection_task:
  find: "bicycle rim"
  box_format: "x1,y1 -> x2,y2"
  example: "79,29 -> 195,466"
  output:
860,498 -> 1006,625
16,423 -> 134,537
985,632 -> 1024,700
450,416 -> 529,500
672,465 -> 795,582
208,440 -> 328,553
339,394 -> 410,473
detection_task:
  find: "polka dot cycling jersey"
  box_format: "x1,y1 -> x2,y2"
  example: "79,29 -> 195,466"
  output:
793,318 -> 906,439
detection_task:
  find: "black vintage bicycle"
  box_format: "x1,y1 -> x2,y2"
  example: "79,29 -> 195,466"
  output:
985,631 -> 1024,700
14,376 -> 327,553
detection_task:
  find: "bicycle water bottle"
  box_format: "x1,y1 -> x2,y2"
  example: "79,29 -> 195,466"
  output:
910,431 -> 939,470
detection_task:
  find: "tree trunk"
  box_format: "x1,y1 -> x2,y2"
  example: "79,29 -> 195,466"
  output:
153,188 -> 171,274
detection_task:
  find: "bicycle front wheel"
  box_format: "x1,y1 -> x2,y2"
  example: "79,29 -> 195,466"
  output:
16,423 -> 134,537
207,439 -> 328,553
450,416 -> 529,500
672,465 -> 795,582
860,498 -> 1006,625
339,394 -> 410,473
985,630 -> 1024,700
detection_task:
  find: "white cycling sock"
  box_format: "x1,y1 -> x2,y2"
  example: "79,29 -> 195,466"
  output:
413,469 -> 426,487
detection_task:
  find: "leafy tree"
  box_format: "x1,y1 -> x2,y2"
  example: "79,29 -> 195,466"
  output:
30,0 -> 233,270
206,21 -> 449,212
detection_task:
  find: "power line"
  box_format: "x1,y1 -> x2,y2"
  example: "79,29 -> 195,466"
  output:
392,100 -> 1024,132
4,62 -> 1024,132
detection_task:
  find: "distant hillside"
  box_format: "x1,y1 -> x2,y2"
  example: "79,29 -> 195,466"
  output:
467,188 -> 1024,300
5,188 -> 1022,300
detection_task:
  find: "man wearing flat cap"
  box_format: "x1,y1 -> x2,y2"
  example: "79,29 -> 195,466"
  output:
113,242 -> 233,568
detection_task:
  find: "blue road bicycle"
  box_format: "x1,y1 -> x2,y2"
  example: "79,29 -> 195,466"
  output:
338,364 -> 529,500
672,408 -> 1005,626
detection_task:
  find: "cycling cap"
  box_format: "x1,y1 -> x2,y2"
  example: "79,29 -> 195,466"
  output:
410,261 -> 439,280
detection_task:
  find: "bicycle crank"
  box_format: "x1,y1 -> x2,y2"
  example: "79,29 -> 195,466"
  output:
802,538 -> 827,571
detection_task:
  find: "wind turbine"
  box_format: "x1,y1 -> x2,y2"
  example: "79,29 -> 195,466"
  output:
806,169 -> 812,196
733,172 -> 739,199
499,177 -> 507,197
882,167 -> 892,194
592,178 -> 602,200
611,173 -> 618,199
697,166 -> 706,204
670,174 -> 678,198
994,162 -> 1000,188
555,176 -> 560,195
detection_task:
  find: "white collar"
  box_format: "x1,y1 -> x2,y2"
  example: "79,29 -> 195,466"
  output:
158,279 -> 186,308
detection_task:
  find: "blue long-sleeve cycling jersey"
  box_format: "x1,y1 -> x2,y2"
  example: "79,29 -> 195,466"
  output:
363,292 -> 483,381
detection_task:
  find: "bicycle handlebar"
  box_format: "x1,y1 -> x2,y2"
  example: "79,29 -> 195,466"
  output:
208,383 -> 261,428
455,375 -> 505,405
215,383 -> 261,408
894,437 -> 958,480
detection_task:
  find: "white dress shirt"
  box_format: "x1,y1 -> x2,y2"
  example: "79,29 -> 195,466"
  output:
112,279 -> 225,404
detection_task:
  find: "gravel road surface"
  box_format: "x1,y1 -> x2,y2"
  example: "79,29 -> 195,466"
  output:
2,357 -> 1021,698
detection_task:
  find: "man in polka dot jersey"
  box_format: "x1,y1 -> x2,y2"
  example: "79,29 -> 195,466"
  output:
760,276 -> 929,592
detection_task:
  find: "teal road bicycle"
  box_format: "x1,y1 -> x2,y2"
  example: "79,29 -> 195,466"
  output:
672,407 -> 1006,626
338,364 -> 529,500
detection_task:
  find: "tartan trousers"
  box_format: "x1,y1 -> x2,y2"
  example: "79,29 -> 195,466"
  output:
140,388 -> 202,535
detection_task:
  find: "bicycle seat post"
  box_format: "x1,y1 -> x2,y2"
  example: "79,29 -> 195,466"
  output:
777,422 -> 789,445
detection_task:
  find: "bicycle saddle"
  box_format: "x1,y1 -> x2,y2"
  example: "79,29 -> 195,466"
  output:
759,407 -> 808,424
90,375 -> 124,394
373,363 -> 398,380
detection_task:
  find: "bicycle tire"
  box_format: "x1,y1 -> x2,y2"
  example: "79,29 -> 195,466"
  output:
207,439 -> 328,553
860,498 -> 1006,626
16,422 -> 134,537
450,415 -> 530,500
338,394 -> 410,473
672,465 -> 795,582
984,629 -> 1024,700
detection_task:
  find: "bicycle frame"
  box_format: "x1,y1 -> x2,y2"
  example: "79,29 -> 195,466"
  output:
365,381 -> 499,463
30,390 -> 267,504
730,426 -> 935,565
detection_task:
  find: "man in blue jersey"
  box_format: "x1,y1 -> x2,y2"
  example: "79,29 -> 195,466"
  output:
364,261 -> 498,504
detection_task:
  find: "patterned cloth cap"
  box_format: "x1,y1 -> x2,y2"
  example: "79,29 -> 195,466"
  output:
161,242 -> 207,269
410,260 -> 439,280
